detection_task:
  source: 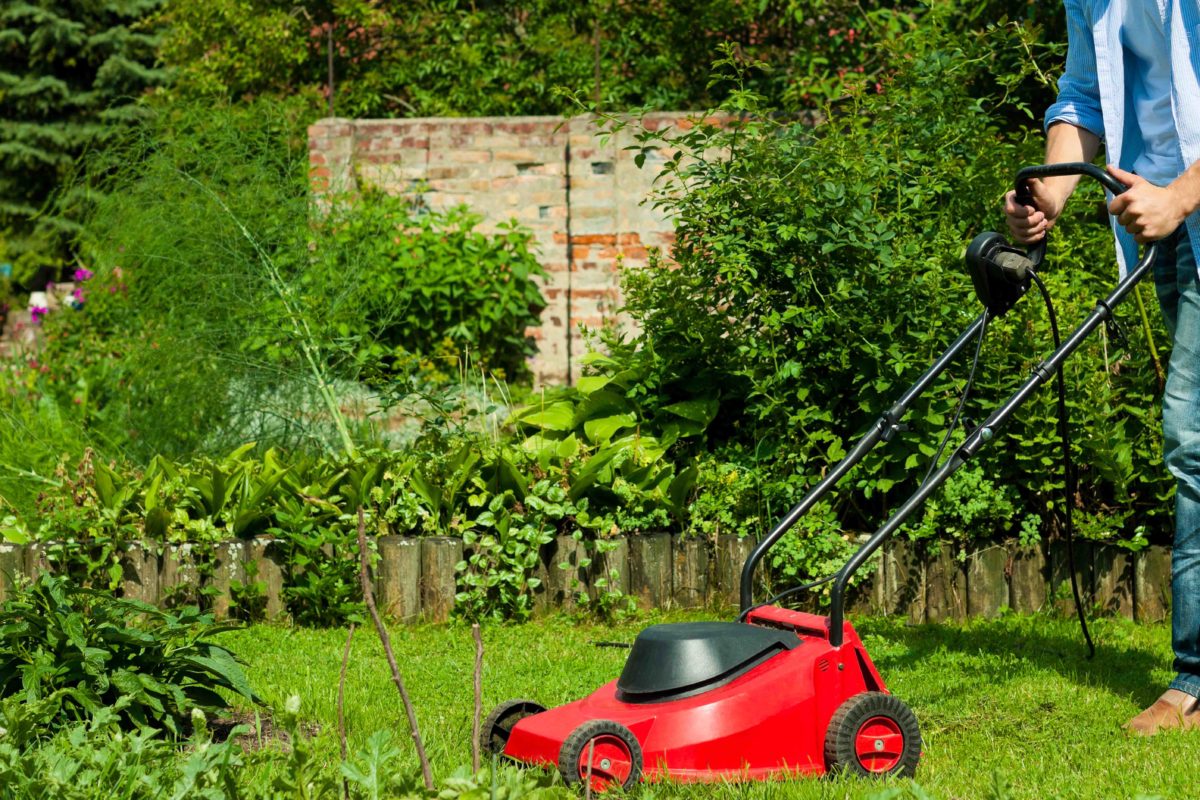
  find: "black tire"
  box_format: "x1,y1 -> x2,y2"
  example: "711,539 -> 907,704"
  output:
558,719 -> 643,791
479,699 -> 546,757
824,692 -> 921,778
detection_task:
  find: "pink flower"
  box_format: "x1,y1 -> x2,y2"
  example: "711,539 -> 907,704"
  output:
30,306 -> 48,324
73,267 -> 94,282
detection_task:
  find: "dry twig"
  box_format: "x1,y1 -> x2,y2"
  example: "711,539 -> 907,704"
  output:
357,507 -> 435,790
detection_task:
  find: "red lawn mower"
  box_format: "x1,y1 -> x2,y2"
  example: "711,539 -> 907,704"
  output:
480,164 -> 1156,790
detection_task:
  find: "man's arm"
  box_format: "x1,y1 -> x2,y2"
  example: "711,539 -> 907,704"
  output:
1004,121 -> 1102,244
1108,160 -> 1200,243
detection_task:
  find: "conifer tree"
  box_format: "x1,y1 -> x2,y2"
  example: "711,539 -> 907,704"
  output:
0,1 -> 167,285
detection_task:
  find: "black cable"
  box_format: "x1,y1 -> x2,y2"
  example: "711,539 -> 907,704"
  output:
736,575 -> 836,623
923,313 -> 990,487
1029,270 -> 1095,659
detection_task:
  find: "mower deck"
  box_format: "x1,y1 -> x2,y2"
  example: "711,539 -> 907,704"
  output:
495,606 -> 910,787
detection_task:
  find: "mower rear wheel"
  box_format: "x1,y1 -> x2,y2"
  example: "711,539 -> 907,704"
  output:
824,692 -> 921,778
480,699 -> 546,757
558,719 -> 643,792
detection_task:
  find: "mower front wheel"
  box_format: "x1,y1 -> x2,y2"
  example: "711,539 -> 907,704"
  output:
558,719 -> 643,792
480,699 -> 546,757
824,691 -> 921,778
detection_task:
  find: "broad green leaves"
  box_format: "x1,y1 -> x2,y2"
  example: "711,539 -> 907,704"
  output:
0,574 -> 258,738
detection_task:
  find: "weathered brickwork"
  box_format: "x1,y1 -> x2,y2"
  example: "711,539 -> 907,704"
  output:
307,114 -> 694,384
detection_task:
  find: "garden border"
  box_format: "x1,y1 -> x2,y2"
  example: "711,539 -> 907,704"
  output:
0,535 -> 1169,625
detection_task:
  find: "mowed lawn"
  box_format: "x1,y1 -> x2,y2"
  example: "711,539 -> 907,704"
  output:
221,609 -> 1189,800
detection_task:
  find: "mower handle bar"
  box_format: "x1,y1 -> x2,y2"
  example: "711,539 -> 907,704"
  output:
740,162 -> 1158,646
1015,162 -> 1128,268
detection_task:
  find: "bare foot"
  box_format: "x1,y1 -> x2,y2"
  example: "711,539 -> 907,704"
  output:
1124,689 -> 1200,736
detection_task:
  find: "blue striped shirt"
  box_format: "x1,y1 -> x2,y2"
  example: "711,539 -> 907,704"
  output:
1045,0 -> 1200,275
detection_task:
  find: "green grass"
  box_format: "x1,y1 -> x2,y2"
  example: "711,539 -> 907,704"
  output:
220,610 -> 1186,800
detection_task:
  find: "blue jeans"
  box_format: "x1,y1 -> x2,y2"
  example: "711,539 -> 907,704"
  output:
1153,226 -> 1200,698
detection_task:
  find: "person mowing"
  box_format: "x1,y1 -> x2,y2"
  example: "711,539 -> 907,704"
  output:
1004,0 -> 1200,735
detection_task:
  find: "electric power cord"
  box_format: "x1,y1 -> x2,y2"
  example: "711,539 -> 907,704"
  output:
922,313 -> 990,488
1029,269 -> 1095,659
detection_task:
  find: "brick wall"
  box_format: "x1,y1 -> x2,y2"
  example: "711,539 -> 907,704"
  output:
307,114 -> 694,384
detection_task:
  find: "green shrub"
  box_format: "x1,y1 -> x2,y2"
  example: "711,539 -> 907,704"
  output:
684,453 -> 766,541
0,691 -> 570,800
156,0 -> 886,116
901,465 -> 1041,548
0,710 -> 244,799
154,0 -> 1065,119
29,99 -> 546,464
296,191 -> 546,383
0,574 -> 257,738
606,18 -> 1170,555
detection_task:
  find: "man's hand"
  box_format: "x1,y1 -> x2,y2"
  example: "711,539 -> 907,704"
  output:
1004,179 -> 1067,244
1107,165 -> 1190,243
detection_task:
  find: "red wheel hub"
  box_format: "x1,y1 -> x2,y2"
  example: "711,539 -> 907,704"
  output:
853,715 -> 904,773
577,734 -> 633,791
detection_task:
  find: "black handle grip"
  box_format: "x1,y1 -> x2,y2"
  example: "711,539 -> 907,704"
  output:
1016,162 -> 1130,197
1013,162 -> 1132,268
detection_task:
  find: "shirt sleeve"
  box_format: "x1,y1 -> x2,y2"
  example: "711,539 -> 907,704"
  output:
1045,0 -> 1105,139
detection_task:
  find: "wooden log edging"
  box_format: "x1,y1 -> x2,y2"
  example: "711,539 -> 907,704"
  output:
0,534 -> 1173,624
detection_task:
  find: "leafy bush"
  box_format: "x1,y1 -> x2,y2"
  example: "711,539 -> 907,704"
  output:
156,0 -> 876,116
607,19 -> 1170,555
454,483 -> 559,623
30,99 -> 545,464
901,465 -> 1041,548
507,349 -> 708,533
296,191 -> 546,383
0,574 -> 257,738
154,0 -> 1065,120
684,452 -> 766,541
0,692 -> 572,800
0,709 -> 245,799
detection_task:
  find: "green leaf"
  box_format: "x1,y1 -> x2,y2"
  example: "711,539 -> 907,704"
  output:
62,613 -> 87,652
556,434 -> 580,460
145,506 -> 170,539
661,398 -> 718,426
514,401 -> 575,431
93,462 -> 118,510
667,464 -> 699,518
181,646 -> 257,702
575,375 -> 611,394
583,413 -> 636,445
409,471 -> 440,514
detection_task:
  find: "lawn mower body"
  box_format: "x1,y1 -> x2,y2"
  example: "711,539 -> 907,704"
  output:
501,607 -> 888,783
